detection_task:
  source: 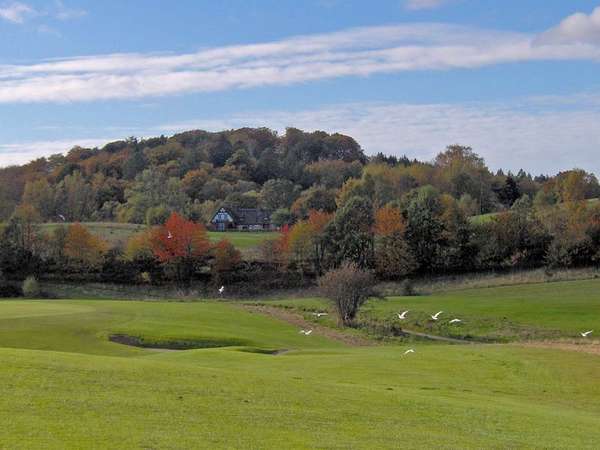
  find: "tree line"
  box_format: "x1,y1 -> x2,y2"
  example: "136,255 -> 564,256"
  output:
1,127 -> 600,295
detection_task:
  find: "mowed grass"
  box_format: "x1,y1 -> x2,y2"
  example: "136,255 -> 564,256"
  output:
208,230 -> 279,249
2,297 -> 600,448
260,278 -> 600,342
364,279 -> 600,341
40,222 -> 279,249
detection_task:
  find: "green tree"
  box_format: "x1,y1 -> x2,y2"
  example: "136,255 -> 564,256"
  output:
324,196 -> 374,269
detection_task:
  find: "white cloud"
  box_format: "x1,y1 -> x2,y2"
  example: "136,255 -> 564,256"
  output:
536,6 -> 600,45
53,0 -> 86,21
0,2 -> 34,23
0,17 -> 599,103
159,94 -> 600,176
405,0 -> 452,11
0,138 -> 114,167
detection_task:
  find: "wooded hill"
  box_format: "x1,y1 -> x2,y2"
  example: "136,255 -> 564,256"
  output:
2,127 -> 598,226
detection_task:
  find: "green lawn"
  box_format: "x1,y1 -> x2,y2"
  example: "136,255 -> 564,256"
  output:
259,278 -> 600,342
469,212 -> 499,224
364,279 -> 600,341
40,222 -> 279,249
2,295 -> 600,448
208,230 -> 279,249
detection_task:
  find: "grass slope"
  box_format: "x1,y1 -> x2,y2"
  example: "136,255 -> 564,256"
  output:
2,295 -> 600,448
259,278 -> 600,342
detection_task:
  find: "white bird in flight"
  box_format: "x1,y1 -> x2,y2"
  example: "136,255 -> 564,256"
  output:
403,349 -> 415,355
58,214 -> 66,221
449,318 -> 462,324
299,329 -> 313,335
397,310 -> 409,320
218,286 -> 225,295
167,231 -> 173,239
312,312 -> 328,318
431,311 -> 443,320
581,330 -> 593,337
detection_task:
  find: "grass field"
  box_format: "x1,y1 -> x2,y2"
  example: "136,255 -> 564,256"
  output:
41,222 -> 279,249
2,282 -> 600,448
264,279 -> 600,342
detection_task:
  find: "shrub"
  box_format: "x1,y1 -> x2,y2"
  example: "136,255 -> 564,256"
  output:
22,275 -> 41,298
399,279 -> 416,296
318,262 -> 375,327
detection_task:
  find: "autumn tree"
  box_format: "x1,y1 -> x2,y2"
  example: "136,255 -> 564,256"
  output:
22,178 -> 56,220
211,239 -> 241,285
150,212 -> 210,285
373,205 -> 416,279
64,223 -> 109,271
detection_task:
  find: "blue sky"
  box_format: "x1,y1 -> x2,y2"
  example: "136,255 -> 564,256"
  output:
1,0 -> 600,174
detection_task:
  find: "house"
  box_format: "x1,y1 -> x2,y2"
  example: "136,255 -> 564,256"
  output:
210,207 -> 276,231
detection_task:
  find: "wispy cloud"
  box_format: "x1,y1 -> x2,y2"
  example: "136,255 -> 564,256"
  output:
404,0 -> 453,11
0,1 -> 85,26
536,6 -> 600,45
0,1 -> 34,23
4,92 -> 599,174
53,0 -> 86,21
159,93 -> 600,175
0,12 -> 599,104
0,138 -> 113,166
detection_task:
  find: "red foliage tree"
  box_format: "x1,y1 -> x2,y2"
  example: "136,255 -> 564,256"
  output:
151,212 -> 210,284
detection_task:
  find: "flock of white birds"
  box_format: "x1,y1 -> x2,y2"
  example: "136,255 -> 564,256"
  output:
297,307 -> 594,357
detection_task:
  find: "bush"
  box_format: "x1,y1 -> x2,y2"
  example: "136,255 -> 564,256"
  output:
318,262 -> 375,327
399,279 -> 416,296
22,275 -> 41,298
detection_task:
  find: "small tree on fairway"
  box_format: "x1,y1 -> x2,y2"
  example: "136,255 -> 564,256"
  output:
318,262 -> 375,327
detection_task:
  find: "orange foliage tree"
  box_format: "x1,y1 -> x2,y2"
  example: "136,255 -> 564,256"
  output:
282,210 -> 333,275
64,223 -> 109,270
373,205 -> 415,279
150,212 -> 210,284
373,205 -> 405,237
124,228 -> 156,261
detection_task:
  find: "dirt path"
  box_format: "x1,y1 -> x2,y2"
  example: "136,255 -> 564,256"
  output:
241,305 -> 374,347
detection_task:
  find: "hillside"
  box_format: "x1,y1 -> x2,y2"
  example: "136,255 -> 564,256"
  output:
2,127 -> 599,229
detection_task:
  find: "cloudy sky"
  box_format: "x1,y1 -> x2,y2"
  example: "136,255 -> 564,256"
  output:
1,0 -> 600,174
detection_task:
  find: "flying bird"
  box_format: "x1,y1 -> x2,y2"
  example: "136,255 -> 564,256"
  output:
167,231 -> 173,239
431,311 -> 443,320
581,330 -> 593,337
58,214 -> 66,221
403,349 -> 415,355
312,312 -> 328,318
449,318 -> 462,324
218,286 -> 225,295
397,310 -> 409,320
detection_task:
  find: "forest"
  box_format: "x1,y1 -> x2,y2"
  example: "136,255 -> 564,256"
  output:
1,127 -> 600,293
